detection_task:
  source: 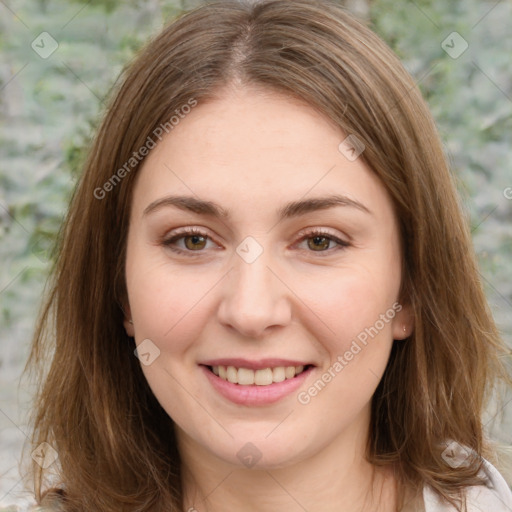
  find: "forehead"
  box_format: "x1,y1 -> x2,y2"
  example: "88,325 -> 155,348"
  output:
131,88 -> 393,221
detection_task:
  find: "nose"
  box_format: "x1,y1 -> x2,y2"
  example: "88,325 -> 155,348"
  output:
217,250 -> 292,339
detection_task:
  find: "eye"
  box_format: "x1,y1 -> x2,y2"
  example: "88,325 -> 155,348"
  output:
162,228 -> 217,254
296,229 -> 349,253
162,227 -> 349,257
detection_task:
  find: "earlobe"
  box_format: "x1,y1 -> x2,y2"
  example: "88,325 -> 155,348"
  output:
392,303 -> 414,340
122,303 -> 135,337
123,318 -> 135,337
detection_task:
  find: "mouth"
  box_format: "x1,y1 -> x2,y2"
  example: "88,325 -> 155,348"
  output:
199,360 -> 315,406
206,364 -> 313,385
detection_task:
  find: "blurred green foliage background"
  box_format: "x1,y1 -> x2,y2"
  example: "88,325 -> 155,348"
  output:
0,0 -> 511,504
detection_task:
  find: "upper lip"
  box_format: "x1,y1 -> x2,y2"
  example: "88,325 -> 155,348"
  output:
200,358 -> 314,370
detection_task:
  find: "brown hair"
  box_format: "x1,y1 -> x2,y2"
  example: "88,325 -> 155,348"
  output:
25,0 -> 511,510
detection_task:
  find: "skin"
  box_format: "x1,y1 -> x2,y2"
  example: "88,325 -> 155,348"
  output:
123,86 -> 414,512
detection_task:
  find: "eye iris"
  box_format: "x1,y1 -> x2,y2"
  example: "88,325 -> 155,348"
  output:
308,236 -> 330,251
184,234 -> 207,250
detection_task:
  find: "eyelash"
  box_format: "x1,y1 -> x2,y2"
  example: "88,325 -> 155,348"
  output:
161,227 -> 350,257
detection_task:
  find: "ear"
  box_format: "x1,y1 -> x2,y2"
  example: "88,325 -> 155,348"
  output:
391,302 -> 414,340
122,302 -> 135,338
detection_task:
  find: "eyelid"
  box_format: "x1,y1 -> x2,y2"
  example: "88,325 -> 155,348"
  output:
164,226 -> 216,240
295,226 -> 348,243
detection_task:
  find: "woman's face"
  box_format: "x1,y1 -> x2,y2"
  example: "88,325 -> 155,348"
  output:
124,87 -> 411,469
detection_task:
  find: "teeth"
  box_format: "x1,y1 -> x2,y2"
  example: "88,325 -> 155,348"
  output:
254,368 -> 273,386
211,365 -> 307,385
272,366 -> 285,383
238,367 -> 255,385
285,366 -> 295,379
226,366 -> 238,384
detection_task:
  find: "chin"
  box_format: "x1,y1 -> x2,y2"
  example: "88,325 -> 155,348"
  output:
204,433 -> 311,471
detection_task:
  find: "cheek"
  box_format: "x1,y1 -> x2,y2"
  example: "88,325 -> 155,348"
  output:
293,271 -> 398,424
293,265 -> 400,353
130,279 -> 192,341
126,250 -> 218,356
126,260 -> 214,424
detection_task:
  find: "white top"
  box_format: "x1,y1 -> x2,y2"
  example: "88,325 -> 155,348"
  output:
423,443 -> 512,511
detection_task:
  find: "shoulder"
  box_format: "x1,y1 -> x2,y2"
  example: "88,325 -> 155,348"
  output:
423,445 -> 512,511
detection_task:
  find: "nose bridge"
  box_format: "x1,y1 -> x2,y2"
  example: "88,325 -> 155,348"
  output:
235,250 -> 273,301
217,244 -> 291,337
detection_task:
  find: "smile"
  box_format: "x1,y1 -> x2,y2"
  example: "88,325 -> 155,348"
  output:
210,364 -> 309,385
200,361 -> 315,406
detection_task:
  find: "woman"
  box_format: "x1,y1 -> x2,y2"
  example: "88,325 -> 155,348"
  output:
17,0 -> 512,510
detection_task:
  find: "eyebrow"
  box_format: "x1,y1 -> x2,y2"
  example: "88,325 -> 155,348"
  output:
142,194 -> 372,219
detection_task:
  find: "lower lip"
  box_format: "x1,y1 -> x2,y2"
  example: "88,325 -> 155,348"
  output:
201,365 -> 314,406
